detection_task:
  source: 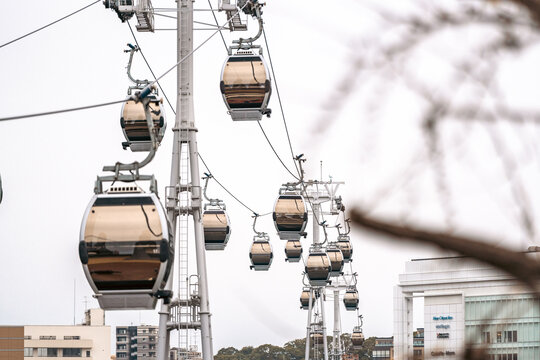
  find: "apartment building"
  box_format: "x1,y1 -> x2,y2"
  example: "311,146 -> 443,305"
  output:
0,309 -> 110,360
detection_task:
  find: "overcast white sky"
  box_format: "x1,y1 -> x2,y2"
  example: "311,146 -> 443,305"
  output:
1,0 -> 540,354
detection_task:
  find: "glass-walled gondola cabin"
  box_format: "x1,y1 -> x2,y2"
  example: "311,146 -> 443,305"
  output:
79,191 -> 173,310
120,96 -> 166,152
220,54 -> 271,121
202,210 -> 231,250
273,195 -> 308,240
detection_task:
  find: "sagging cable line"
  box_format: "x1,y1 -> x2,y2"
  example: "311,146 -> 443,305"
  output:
0,0 -> 100,50
0,99 -> 127,122
127,21 -> 176,116
256,120 -> 300,181
262,27 -> 300,176
198,152 -> 271,217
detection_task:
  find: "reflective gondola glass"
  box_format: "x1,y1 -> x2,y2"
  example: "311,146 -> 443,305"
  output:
327,245 -> 344,277
203,210 -> 231,250
273,195 -> 308,240
351,327 -> 365,348
220,53 -> 271,121
300,289 -> 314,310
305,250 -> 331,286
249,236 -> 273,271
337,235 -> 353,263
79,192 -> 173,310
285,240 -> 302,262
343,288 -> 359,311
120,96 -> 166,152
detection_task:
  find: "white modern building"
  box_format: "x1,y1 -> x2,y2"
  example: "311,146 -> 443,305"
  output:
394,252 -> 540,360
0,309 -> 110,360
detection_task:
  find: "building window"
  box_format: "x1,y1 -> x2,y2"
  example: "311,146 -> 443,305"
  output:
62,348 -> 82,357
85,351 -> 90,358
117,329 -> 127,335
117,337 -> 127,342
24,336 -> 32,340
63,336 -> 80,340
24,348 -> 33,357
117,354 -> 127,358
496,331 -> 502,343
503,330 -> 517,342
38,348 -> 58,357
482,331 -> 491,344
39,336 -> 56,340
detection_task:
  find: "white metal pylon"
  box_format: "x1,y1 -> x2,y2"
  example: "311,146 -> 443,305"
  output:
157,0 -> 214,360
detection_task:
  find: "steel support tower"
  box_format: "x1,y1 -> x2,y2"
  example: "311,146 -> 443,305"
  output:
302,181 -> 344,360
157,1 -> 214,360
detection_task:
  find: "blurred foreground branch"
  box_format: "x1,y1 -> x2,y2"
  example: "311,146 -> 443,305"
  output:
349,208 -> 540,296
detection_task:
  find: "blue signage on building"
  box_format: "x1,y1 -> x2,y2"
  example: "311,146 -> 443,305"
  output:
433,315 -> 454,320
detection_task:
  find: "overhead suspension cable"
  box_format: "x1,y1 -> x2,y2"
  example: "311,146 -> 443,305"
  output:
0,0 -> 100,50
127,21 -> 176,116
256,121 -> 300,181
0,99 -> 127,122
207,0 -> 228,51
145,1 -> 249,91
262,27 -> 300,175
0,6 -> 247,122
198,153 -> 270,217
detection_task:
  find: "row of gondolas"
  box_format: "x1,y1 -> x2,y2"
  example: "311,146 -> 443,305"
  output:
78,51 -> 274,310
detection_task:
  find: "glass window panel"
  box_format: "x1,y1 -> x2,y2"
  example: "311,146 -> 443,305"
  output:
24,348 -> 33,357
274,197 -> 306,232
84,198 -> 162,290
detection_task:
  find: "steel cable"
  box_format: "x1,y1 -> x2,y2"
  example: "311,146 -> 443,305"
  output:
0,0 -> 100,49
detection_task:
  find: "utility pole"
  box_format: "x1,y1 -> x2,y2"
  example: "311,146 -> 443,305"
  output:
158,0 -> 214,360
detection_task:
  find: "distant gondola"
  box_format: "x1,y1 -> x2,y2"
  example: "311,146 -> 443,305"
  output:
273,194 -> 308,240
120,95 -> 166,152
351,326 -> 365,348
203,209 -> 231,250
285,240 -> 303,262
337,234 -> 353,263
300,288 -> 314,310
343,287 -> 359,311
249,234 -> 273,271
305,247 -> 331,286
326,244 -> 344,277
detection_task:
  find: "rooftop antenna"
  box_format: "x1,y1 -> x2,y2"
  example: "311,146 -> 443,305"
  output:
320,161 -> 323,181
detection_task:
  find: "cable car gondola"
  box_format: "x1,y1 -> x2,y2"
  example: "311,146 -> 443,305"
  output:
337,234 -> 353,263
310,328 -> 324,348
120,95 -> 166,152
273,193 -> 308,240
351,326 -> 364,348
249,234 -> 273,271
305,247 -> 331,286
220,51 -> 271,121
79,187 -> 173,310
300,288 -> 315,310
203,208 -> 231,250
285,239 -> 302,262
326,243 -> 344,277
343,287 -> 359,311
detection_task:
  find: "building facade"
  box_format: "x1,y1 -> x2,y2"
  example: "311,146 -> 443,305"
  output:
0,310 -> 110,360
373,337 -> 394,360
116,326 -> 157,360
394,254 -> 540,360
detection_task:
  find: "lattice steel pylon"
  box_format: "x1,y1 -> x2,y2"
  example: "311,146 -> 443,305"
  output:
157,1 -> 214,360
